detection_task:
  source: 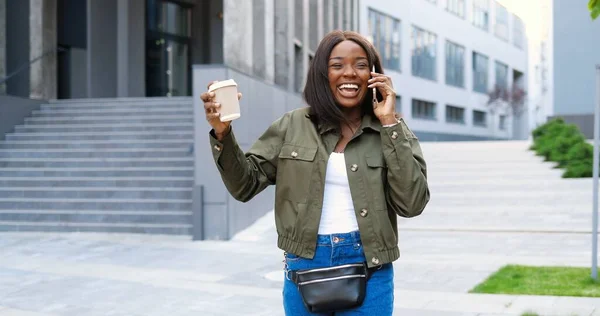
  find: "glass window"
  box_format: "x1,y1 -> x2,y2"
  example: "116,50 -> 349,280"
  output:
368,9 -> 401,72
412,99 -> 437,120
396,95 -> 402,114
473,110 -> 487,127
146,0 -> 192,97
472,51 -> 489,94
446,105 -> 465,124
495,1 -> 508,40
411,25 -> 437,81
499,115 -> 506,130
495,61 -> 508,91
446,0 -> 465,18
445,41 -> 465,88
472,0 -> 489,30
513,15 -> 524,49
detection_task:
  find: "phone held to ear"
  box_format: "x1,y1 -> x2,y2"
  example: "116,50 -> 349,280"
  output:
372,66 -> 377,106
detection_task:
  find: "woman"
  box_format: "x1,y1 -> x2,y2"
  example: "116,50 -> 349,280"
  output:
201,31 -> 429,315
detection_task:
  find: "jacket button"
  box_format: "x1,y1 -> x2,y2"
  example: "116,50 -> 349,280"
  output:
291,151 -> 298,158
360,208 -> 368,217
213,145 -> 222,152
350,164 -> 358,172
391,131 -> 399,140
371,257 -> 380,265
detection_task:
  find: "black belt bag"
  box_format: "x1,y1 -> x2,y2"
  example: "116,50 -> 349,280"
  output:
288,262 -> 377,313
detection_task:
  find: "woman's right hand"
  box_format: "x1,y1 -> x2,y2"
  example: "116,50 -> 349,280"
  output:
200,81 -> 241,140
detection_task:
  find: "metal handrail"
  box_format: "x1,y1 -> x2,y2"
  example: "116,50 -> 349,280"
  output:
0,47 -> 67,86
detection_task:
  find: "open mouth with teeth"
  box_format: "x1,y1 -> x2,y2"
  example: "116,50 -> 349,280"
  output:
337,83 -> 360,98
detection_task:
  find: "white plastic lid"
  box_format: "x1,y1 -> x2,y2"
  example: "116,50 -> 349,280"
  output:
208,79 -> 237,92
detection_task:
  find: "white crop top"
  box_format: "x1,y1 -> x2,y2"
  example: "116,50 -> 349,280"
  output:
317,152 -> 359,234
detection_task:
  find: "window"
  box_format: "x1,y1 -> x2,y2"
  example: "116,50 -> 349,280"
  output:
368,9 -> 401,72
445,41 -> 465,88
499,115 -> 506,130
446,0 -> 465,18
412,99 -> 436,120
513,15 -> 524,49
446,105 -> 465,124
473,110 -> 487,127
396,95 -> 402,115
473,0 -> 489,30
495,61 -> 508,91
411,26 -> 437,81
472,51 -> 489,93
495,1 -> 508,41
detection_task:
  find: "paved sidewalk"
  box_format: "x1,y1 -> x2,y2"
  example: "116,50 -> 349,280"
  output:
1,141 -> 600,315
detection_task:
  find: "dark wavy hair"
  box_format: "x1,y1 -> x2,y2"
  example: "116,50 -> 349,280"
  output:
303,30 -> 383,129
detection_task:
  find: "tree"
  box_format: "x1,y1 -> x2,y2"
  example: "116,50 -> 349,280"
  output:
590,0 -> 600,20
487,84 -> 528,138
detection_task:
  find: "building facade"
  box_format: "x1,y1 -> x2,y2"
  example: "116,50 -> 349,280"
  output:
1,0 -> 527,141
541,0 -> 600,138
359,0 -> 528,140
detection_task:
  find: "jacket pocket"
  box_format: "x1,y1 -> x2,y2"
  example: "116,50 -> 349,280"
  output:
276,143 -> 318,203
365,153 -> 387,210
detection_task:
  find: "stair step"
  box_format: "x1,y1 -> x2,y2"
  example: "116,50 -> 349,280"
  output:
0,140 -> 192,149
0,187 -> 192,199
0,168 -> 192,177
0,157 -> 193,168
0,178 -> 193,188
48,97 -> 192,104
0,221 -> 192,234
0,198 -> 191,210
24,115 -> 193,125
34,108 -> 192,117
0,148 -> 192,159
14,123 -> 193,133
6,131 -> 193,141
0,210 -> 191,224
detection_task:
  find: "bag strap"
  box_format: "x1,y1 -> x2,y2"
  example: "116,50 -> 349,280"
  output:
288,263 -> 380,285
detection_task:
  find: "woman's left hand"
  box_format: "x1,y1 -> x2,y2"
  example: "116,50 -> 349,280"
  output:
368,72 -> 398,125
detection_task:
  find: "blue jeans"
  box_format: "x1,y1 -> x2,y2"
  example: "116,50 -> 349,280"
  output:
283,231 -> 394,315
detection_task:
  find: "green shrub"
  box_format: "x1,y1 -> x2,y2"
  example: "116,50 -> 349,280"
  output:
530,118 -> 595,178
549,134 -> 586,167
564,160 -> 593,178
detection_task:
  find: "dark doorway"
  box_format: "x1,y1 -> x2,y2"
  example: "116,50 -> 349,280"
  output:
56,0 -> 87,99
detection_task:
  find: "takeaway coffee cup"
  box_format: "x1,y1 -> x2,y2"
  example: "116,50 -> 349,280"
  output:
208,79 -> 241,122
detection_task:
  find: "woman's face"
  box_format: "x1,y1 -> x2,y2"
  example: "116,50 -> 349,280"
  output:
328,40 -> 371,110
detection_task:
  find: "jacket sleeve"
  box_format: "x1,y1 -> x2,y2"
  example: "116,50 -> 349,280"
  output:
208,113 -> 289,202
380,119 -> 430,217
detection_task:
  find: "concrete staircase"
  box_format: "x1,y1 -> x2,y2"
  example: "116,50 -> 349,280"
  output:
0,97 -> 195,234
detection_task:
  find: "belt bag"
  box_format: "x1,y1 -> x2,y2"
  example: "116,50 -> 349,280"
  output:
289,262 -> 375,313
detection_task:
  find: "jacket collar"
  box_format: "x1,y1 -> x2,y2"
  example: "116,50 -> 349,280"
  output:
317,113 -> 382,135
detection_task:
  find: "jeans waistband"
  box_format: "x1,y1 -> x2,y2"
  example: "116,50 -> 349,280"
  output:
316,230 -> 361,246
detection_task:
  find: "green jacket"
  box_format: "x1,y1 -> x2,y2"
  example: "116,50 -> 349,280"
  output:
209,107 -> 429,267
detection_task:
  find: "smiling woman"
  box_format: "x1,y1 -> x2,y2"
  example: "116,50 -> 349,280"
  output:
201,30 -> 430,316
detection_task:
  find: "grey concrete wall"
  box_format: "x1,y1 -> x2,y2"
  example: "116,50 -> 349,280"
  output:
6,0 -> 30,98
116,0 -> 145,98
223,0 -> 253,75
0,95 -> 44,139
553,0 -> 600,116
29,0 -> 57,100
87,0 -> 117,98
128,0 -> 145,97
548,114 -> 594,139
0,0 -> 5,95
192,64 -> 304,240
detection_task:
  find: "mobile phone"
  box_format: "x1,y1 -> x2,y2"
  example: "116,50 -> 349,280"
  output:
372,66 -> 377,105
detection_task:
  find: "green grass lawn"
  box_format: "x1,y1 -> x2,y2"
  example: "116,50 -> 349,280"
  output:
470,265 -> 600,297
